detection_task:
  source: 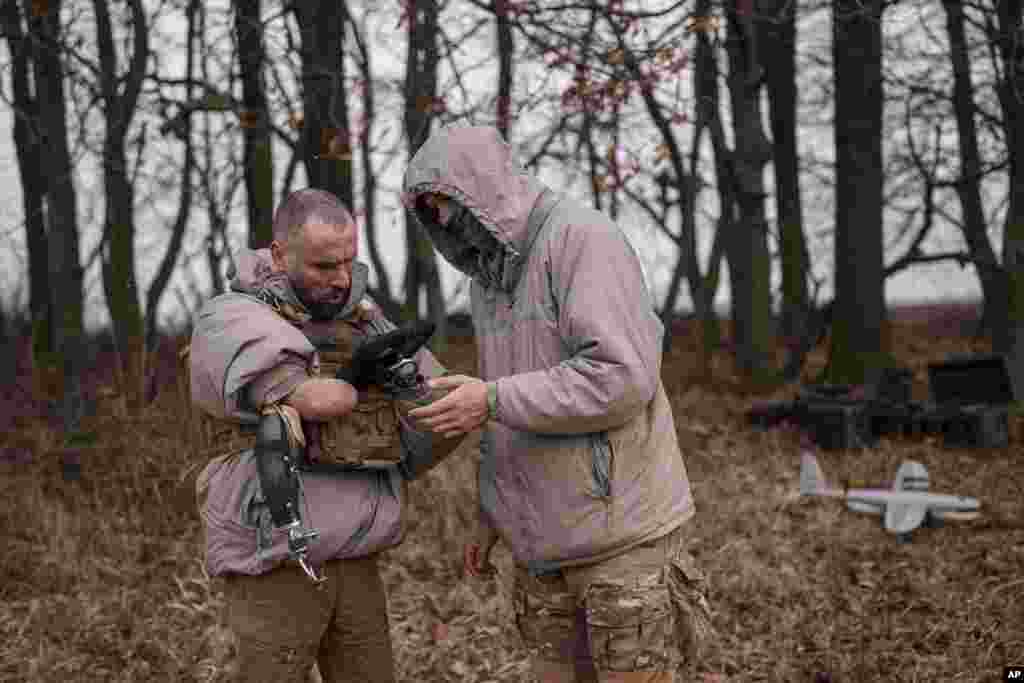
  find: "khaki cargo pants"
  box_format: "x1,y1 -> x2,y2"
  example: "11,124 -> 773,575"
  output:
513,527 -> 712,683
223,554 -> 394,683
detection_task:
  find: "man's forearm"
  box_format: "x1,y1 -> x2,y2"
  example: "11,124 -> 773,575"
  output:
490,359 -> 654,434
284,378 -> 358,421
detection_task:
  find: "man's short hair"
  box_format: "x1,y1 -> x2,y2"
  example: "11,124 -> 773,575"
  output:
272,188 -> 354,245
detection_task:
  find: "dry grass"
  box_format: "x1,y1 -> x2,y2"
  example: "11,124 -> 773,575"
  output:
1,307 -> 1021,682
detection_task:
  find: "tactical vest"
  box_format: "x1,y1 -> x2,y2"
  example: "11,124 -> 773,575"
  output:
178,297 -> 409,468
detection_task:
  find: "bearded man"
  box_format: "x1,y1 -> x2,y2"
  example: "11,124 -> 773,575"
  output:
402,125 -> 714,683
188,188 -> 463,683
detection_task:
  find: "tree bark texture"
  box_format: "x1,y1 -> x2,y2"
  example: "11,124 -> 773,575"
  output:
827,0 -> 887,385
235,0 -> 274,248
994,0 -> 1024,397
725,0 -> 775,383
760,0 -> 810,344
28,0 -> 86,430
495,0 -> 514,139
294,2 -> 354,209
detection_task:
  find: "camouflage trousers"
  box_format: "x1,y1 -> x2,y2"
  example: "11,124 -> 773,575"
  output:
513,526 -> 712,683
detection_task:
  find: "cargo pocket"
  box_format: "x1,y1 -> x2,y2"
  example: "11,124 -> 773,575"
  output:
513,569 -> 577,663
584,580 -> 676,672
589,431 -> 613,498
667,551 -> 714,666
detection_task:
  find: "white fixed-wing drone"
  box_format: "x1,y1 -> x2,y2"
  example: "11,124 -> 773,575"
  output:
799,452 -> 982,541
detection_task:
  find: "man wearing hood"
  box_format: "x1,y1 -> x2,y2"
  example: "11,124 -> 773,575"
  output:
188,188 -> 462,683
403,125 -> 713,682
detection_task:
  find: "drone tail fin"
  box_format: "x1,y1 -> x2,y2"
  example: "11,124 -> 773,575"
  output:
799,451 -> 832,496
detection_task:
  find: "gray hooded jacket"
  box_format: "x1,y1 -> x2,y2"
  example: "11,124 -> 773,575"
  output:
403,125 -> 695,574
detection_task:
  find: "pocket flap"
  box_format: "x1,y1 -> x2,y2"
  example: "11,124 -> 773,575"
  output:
585,583 -> 672,628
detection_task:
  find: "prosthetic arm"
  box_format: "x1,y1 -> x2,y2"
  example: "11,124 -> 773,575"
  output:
254,405 -> 324,583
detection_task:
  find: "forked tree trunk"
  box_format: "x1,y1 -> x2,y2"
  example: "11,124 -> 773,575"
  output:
94,0 -> 148,413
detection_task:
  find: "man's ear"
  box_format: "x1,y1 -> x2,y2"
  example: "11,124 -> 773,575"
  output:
269,240 -> 289,273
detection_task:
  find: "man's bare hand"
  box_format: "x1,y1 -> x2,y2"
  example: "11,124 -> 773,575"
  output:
408,375 -> 489,438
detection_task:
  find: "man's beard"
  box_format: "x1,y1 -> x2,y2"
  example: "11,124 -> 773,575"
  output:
292,280 -> 349,321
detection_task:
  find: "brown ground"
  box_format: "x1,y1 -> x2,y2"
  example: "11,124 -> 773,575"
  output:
1,302 -> 1021,683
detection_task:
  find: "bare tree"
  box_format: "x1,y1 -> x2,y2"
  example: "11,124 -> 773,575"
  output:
724,0 -> 774,383
760,0 -> 810,346
347,6 -> 403,321
992,0 -> 1024,381
485,1 -> 731,369
827,0 -> 887,384
495,0 -> 514,137
403,0 -> 447,344
93,0 -> 148,411
235,0 -> 274,248
1,0 -> 52,369
293,1 -> 354,208
28,0 -> 87,434
942,0 -> 1006,345
145,0 -> 198,347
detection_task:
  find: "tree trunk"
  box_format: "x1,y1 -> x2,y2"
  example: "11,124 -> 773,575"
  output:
761,0 -> 810,345
943,0 -> 1008,349
94,0 -> 148,413
235,0 -> 274,248
197,2 -> 228,300
679,0 -> 728,371
294,1 -> 354,209
29,0 -> 87,433
146,0 -> 197,346
725,0 -> 774,385
403,0 -> 446,348
495,0 -> 514,139
994,0 -> 1024,395
350,9 -> 402,320
2,0 -> 53,365
827,0 -> 888,385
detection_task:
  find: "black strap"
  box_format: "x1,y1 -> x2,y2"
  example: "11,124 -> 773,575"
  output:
254,411 -> 302,529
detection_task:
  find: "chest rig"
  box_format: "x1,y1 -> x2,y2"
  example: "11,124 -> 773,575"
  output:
304,307 -> 405,469
178,296 -> 406,470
